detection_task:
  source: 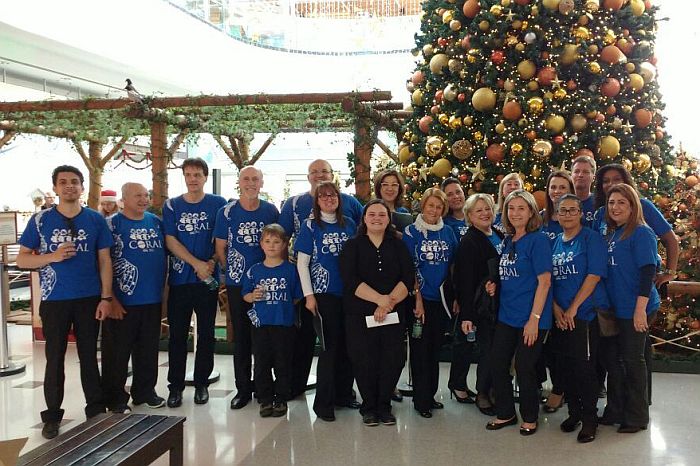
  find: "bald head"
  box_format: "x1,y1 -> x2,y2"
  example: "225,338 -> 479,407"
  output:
239,165 -> 263,202
307,159 -> 333,193
121,182 -> 149,219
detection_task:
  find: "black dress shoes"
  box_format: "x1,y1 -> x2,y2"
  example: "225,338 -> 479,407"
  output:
560,417 -> 582,433
194,386 -> 209,405
391,390 -> 404,402
167,390 -> 183,408
42,421 -> 60,439
577,423 -> 597,443
336,400 -> 361,409
230,393 -> 252,410
431,401 -> 444,409
486,417 -> 517,430
520,424 -> 538,436
618,424 -> 647,434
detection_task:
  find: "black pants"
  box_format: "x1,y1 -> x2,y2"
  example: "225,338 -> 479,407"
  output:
603,313 -> 655,427
346,313 -> 405,417
447,318 -> 473,393
312,294 -> 355,417
39,297 -> 104,422
410,300 -> 444,412
562,317 -> 600,424
475,319 -> 496,395
226,285 -> 254,396
253,326 -> 295,405
491,321 -> 547,424
290,299 -> 316,397
167,283 -> 218,391
542,327 -> 566,396
101,303 -> 162,407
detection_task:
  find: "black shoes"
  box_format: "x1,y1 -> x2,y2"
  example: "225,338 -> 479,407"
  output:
618,424 -> 647,434
260,403 -> 274,418
391,389 -> 403,402
560,417 -> 582,433
134,395 -> 166,409
230,393 -> 252,410
597,415 -> 620,426
476,393 -> 495,416
316,413 -> 336,422
449,389 -> 475,404
416,409 -> 432,418
486,416 -> 517,430
578,424 -> 597,443
379,413 -> 396,425
362,414 -> 379,426
431,401 -> 444,410
41,421 -> 60,439
542,393 -> 563,413
272,401 -> 288,417
110,404 -> 132,414
336,400 -> 361,409
167,390 -> 183,408
194,386 -> 209,405
520,423 -> 538,436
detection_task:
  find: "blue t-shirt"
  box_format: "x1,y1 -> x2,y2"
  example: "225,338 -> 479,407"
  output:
540,210 -> 562,243
487,231 -> 502,250
395,206 -> 410,214
213,200 -> 279,286
592,198 -> 672,238
294,217 -> 356,297
162,193 -> 227,286
605,224 -> 661,318
279,192 -> 363,240
107,212 -> 167,306
551,227 -> 609,321
498,231 -> 553,329
19,207 -> 113,301
444,215 -> 468,238
242,261 -> 302,327
581,195 -> 596,227
402,223 -> 458,302
493,212 -> 506,235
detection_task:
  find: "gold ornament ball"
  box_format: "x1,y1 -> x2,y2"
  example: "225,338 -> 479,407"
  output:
448,59 -> 463,73
495,122 -> 506,134
417,156 -> 426,165
518,117 -> 528,127
554,88 -> 567,100
622,158 -> 633,172
686,175 -> 699,187
635,153 -> 652,173
442,10 -> 454,24
542,0 -> 560,11
413,191 -> 422,200
411,89 -> 424,106
472,87 -> 497,111
501,0 -> 511,6
573,26 -> 591,40
598,135 -> 620,159
545,115 -> 566,134
559,0 -> 575,14
543,91 -> 554,101
422,44 -> 435,57
429,54 -> 449,74
451,139 -> 474,160
504,79 -> 515,91
523,182 -> 534,192
448,115 -> 462,129
528,81 -> 540,91
625,63 -> 636,73
463,116 -> 474,126
517,60 -> 537,79
585,0 -> 600,12
531,165 -> 542,177
515,43 -> 526,52
603,29 -> 616,46
511,143 -> 523,155
474,131 -> 483,141
439,113 -> 449,125
533,139 -> 553,159
512,20 -> 522,30
431,158 -> 453,178
479,20 -> 490,32
449,19 -> 462,31
587,44 -> 599,54
630,0 -> 645,16
570,114 -> 587,132
629,73 -> 645,91
527,97 -> 544,114
531,6 -> 539,15
490,5 -> 503,16
588,62 -> 602,74
426,136 -> 445,157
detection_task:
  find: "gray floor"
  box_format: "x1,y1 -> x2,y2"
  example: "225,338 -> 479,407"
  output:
1,323 -> 699,465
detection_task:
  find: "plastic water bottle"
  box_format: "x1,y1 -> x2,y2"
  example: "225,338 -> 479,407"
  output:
202,275 -> 219,291
411,319 -> 423,339
466,326 -> 477,343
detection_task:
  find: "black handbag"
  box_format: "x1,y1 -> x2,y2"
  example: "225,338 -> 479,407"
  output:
473,257 -> 500,325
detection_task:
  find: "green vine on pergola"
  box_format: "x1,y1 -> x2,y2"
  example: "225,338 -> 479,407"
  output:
0,91 -> 406,209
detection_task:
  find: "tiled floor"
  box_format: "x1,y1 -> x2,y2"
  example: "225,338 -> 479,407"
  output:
2,323 -> 699,465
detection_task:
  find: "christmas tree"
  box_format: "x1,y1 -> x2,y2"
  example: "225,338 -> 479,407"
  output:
400,0 -> 674,202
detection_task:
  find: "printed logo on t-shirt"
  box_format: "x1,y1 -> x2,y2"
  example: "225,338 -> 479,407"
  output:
419,239 -> 450,263
258,277 -> 288,303
177,212 -> 211,234
48,228 -> 89,252
552,250 -> 578,278
499,252 -> 519,279
236,221 -> 264,244
544,230 -> 557,241
128,228 -> 162,252
227,230 -> 246,282
607,240 -> 617,266
458,225 -> 468,236
321,231 -> 349,255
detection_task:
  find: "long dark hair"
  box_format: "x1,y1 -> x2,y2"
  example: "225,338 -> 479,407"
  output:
594,163 -> 637,209
373,169 -> 405,210
357,199 -> 399,238
544,170 -> 575,223
312,181 -> 345,229
605,184 -> 645,241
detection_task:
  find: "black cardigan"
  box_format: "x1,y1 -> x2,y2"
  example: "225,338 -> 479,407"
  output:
453,226 -> 503,323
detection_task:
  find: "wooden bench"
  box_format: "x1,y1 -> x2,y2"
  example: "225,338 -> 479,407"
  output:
18,413 -> 186,466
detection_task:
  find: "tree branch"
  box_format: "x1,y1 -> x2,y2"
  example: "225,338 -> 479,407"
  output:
0,130 -> 16,149
248,133 -> 276,166
167,129 -> 189,156
375,139 -> 399,164
214,135 -> 242,169
99,136 -> 129,168
71,138 -> 94,171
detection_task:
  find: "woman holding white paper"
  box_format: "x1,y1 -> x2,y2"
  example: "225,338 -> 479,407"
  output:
340,200 -> 414,427
402,188 -> 459,418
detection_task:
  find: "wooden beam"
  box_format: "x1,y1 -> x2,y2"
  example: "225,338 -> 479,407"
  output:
371,102 -> 404,111
375,139 -> 399,164
0,91 -> 393,113
150,122 -> 169,211
668,281 -> 700,297
0,130 -> 16,149
353,118 -> 376,202
341,99 -> 402,133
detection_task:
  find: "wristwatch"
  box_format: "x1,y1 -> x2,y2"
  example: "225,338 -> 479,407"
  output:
100,296 -> 113,302
662,269 -> 677,278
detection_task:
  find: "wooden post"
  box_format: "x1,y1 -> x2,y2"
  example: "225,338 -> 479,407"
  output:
87,141 -> 105,209
668,281 -> 700,297
150,122 -> 169,212
353,117 -> 376,202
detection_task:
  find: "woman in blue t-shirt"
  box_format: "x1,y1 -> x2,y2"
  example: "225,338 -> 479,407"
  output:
374,169 -> 410,214
551,194 -> 609,443
296,181 -> 358,422
441,177 -> 469,239
540,170 -> 575,414
485,190 -> 552,436
494,173 -> 523,234
403,188 -> 458,418
601,184 -> 660,433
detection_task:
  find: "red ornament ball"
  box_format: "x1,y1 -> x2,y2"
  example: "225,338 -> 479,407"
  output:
491,50 -> 505,65
537,66 -> 557,86
438,37 -> 448,47
486,143 -> 505,163
601,78 -> 621,97
435,90 -> 444,102
463,0 -> 481,18
576,148 -> 594,158
458,173 -> 469,183
553,135 -> 564,145
419,116 -> 433,133
595,113 -> 605,123
639,181 -> 649,190
457,93 -> 466,102
430,105 -> 440,114
566,80 -> 577,90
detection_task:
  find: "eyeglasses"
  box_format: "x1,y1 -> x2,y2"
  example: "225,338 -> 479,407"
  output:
557,207 -> 581,216
309,169 -> 332,176
318,192 -> 338,199
381,183 -> 400,189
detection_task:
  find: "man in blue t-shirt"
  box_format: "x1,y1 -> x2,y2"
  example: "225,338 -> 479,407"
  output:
17,165 -> 114,439
162,158 -> 227,407
278,159 -> 363,399
572,155 -> 597,227
214,166 -> 279,410
101,183 -> 168,414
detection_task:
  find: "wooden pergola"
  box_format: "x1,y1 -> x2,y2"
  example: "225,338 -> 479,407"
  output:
0,91 -> 410,209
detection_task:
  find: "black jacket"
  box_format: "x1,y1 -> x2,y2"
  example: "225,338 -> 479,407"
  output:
453,226 -> 503,323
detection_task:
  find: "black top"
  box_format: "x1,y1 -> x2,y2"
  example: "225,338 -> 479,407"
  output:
340,233 -> 415,316
453,226 -> 503,323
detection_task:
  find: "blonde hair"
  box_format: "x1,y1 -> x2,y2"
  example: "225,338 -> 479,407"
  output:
419,187 -> 449,217
463,193 -> 495,226
605,184 -> 646,241
502,190 -> 542,234
497,173 -> 523,213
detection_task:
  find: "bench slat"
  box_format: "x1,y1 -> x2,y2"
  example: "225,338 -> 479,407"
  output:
97,417 -> 185,466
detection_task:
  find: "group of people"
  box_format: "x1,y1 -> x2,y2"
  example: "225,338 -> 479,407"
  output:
17,154 -> 677,443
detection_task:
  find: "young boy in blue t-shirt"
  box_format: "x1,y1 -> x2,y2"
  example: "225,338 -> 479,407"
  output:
243,224 -> 302,418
